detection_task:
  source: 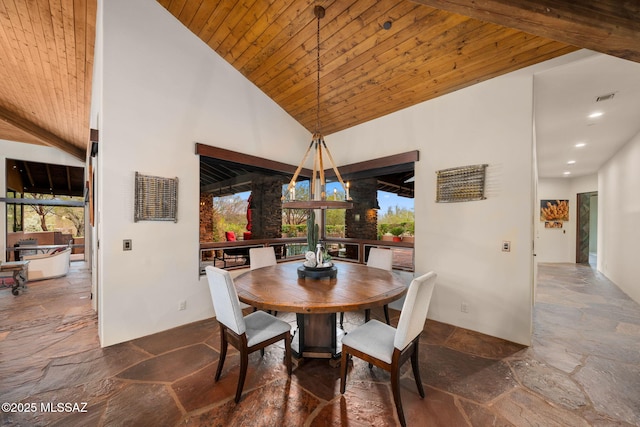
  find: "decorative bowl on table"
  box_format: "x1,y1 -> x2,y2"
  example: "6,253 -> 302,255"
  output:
297,264 -> 337,279
302,262 -> 334,270
298,252 -> 337,279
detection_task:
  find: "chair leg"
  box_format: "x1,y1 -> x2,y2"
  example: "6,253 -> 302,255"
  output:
384,304 -> 390,325
284,332 -> 292,375
339,349 -> 349,394
235,351 -> 249,403
411,344 -> 425,397
215,327 -> 228,382
339,312 -> 344,329
390,365 -> 406,427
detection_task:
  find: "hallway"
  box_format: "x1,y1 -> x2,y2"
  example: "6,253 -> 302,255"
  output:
1,262 -> 638,426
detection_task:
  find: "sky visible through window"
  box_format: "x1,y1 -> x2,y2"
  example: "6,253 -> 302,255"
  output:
377,190 -> 413,212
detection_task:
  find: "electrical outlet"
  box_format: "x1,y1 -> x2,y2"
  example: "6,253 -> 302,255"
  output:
502,241 -> 511,252
123,239 -> 132,251
461,302 -> 469,313
179,300 -> 186,311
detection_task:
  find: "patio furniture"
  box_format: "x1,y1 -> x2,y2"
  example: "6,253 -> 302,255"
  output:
22,248 -> 71,281
215,232 -> 250,268
0,260 -> 29,295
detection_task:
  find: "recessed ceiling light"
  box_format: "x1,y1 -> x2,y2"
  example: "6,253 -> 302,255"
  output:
563,171 -> 571,176
588,111 -> 604,119
575,142 -> 586,148
567,160 -> 576,165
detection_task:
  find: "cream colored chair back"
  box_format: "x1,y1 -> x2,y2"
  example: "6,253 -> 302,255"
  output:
394,271 -> 436,350
367,247 -> 392,271
205,266 -> 246,336
249,247 -> 277,270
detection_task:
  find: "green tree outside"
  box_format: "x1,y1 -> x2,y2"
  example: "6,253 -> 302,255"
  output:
212,187 -> 414,242
12,193 -> 86,237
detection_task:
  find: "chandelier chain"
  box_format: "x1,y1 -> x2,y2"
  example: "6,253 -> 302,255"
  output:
282,5 -> 352,209
316,7 -> 321,134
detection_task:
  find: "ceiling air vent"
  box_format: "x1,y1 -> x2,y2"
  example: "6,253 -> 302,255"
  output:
596,92 -> 615,102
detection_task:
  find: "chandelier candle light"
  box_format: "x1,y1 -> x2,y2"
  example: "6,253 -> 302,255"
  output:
282,5 -> 353,210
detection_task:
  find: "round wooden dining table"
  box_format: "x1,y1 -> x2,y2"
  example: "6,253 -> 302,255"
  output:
234,261 -> 407,360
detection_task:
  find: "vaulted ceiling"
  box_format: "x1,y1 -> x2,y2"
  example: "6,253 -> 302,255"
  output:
160,0 -> 580,136
0,0 -> 638,162
0,0 -> 96,159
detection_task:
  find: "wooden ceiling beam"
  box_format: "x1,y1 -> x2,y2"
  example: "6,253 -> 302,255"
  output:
45,164 -> 54,192
200,172 -> 262,194
66,165 -> 72,192
195,143 -> 311,177
23,161 -> 35,188
0,105 -> 85,160
411,0 -> 640,63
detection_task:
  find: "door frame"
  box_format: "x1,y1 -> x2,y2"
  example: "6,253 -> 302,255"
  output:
576,191 -> 597,264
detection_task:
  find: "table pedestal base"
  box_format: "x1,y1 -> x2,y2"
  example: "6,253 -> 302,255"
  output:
292,313 -> 344,359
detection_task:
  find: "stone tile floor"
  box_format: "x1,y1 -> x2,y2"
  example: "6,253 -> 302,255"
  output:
0,262 -> 638,426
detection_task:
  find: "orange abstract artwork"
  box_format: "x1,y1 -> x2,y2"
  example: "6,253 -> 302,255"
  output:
540,199 -> 569,221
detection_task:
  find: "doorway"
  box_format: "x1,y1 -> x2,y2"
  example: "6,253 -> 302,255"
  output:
4,159 -> 86,262
576,191 -> 598,265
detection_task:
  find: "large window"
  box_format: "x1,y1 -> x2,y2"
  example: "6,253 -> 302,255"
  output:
198,143 -> 417,270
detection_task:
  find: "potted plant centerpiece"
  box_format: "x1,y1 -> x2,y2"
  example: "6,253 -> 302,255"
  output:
299,210 -> 336,278
305,210 -> 318,263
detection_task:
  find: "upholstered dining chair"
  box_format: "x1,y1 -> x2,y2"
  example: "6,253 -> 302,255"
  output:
366,247 -> 394,324
340,247 -> 393,328
340,271 -> 437,427
249,246 -> 278,315
249,246 -> 277,270
205,266 -> 292,403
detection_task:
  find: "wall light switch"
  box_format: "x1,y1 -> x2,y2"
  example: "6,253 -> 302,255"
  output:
502,241 -> 511,252
123,239 -> 132,251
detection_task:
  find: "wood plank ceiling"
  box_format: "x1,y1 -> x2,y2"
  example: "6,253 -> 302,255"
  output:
158,0 -> 580,136
0,0 -> 638,160
0,0 -> 96,160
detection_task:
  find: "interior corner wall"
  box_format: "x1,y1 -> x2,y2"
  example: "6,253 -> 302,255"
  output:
329,70 -> 541,345
536,174 -> 597,263
0,140 -> 85,259
598,132 -> 640,303
98,0 -> 309,346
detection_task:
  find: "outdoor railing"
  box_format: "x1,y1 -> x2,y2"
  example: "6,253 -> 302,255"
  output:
199,237 -> 414,276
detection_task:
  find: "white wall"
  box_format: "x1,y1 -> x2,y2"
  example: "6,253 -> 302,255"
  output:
330,69 -> 542,345
98,0 -> 309,346
0,140 -> 85,256
536,174 -> 597,262
599,131 -> 640,303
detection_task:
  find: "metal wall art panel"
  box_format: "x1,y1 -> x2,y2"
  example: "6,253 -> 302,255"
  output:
436,164 -> 487,203
134,172 -> 178,222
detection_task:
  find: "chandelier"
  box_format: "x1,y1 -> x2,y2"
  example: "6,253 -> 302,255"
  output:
282,5 -> 353,210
